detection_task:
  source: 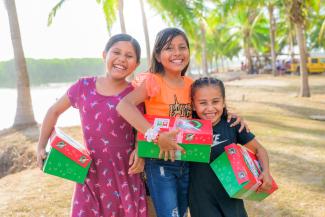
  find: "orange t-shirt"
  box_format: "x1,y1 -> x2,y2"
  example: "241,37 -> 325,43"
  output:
143,73 -> 193,118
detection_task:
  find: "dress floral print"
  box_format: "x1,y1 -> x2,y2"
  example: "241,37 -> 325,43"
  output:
67,77 -> 147,217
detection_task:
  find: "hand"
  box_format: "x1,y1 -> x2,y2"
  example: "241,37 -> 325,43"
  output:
257,171 -> 273,193
156,129 -> 185,153
128,149 -> 145,174
227,112 -> 250,133
37,147 -> 47,170
159,150 -> 177,162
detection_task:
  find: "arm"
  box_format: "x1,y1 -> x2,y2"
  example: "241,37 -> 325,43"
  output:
116,82 -> 152,133
116,82 -> 184,158
244,139 -> 273,192
37,94 -> 71,169
227,111 -> 250,133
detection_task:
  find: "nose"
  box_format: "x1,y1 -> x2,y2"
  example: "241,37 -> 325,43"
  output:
206,104 -> 214,111
117,54 -> 127,63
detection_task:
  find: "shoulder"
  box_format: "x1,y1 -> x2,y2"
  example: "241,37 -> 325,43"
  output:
213,118 -> 232,130
77,76 -> 96,87
183,76 -> 194,85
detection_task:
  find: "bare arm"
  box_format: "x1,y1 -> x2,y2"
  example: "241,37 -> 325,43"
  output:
116,82 -> 151,133
116,82 -> 184,158
245,139 -> 273,192
37,94 -> 71,169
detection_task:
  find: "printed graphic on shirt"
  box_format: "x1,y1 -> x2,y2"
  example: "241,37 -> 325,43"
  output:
211,134 -> 228,147
169,95 -> 192,118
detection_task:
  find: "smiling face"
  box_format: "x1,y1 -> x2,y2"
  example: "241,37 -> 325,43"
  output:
192,85 -> 225,125
103,41 -> 139,80
157,35 -> 190,75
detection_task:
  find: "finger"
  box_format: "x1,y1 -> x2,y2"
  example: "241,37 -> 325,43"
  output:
230,118 -> 240,127
37,157 -> 43,170
175,144 -> 185,154
238,123 -> 245,133
159,150 -> 164,159
128,158 -> 139,174
245,123 -> 250,133
169,150 -> 176,162
258,174 -> 264,180
164,151 -> 169,161
129,151 -> 135,165
227,113 -> 232,123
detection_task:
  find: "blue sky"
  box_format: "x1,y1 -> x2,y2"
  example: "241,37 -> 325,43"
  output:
0,0 -> 168,61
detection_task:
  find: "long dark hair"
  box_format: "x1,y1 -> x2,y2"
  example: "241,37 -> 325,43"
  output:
190,77 -> 228,119
149,28 -> 190,76
104,33 -> 141,63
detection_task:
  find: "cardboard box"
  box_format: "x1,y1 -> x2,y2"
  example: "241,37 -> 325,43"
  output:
43,128 -> 91,184
210,144 -> 278,201
137,115 -> 212,163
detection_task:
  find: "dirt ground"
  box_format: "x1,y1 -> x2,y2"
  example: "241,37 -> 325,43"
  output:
0,74 -> 324,217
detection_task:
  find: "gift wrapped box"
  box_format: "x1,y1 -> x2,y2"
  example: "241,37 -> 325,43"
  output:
210,143 -> 278,201
137,115 -> 212,163
43,128 -> 91,184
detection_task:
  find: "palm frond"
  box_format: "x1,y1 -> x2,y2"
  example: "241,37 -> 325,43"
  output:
48,0 -> 66,26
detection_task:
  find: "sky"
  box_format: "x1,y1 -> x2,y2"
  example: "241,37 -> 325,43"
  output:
0,0 -> 168,61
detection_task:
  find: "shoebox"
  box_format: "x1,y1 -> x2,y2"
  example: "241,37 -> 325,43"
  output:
210,143 -> 278,201
42,128 -> 91,184
137,115 -> 212,163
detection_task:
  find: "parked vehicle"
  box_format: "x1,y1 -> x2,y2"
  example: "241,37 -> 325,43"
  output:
288,57 -> 325,74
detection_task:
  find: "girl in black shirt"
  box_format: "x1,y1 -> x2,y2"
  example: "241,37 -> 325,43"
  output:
189,77 -> 273,217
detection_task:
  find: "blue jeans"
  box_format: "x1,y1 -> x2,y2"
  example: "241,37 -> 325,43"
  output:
145,159 -> 189,217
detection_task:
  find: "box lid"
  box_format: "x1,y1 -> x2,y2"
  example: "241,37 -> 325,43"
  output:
138,115 -> 212,145
225,144 -> 260,185
49,128 -> 91,168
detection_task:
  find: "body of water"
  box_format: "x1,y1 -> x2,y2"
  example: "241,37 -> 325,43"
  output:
0,83 -> 80,131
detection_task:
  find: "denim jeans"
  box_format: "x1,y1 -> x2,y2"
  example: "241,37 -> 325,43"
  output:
145,159 -> 189,217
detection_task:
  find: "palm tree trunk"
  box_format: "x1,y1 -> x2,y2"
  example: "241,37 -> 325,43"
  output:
268,4 -> 277,76
244,35 -> 253,74
139,0 -> 150,66
200,21 -> 208,76
118,0 -> 126,33
4,0 -> 36,128
295,23 -> 310,97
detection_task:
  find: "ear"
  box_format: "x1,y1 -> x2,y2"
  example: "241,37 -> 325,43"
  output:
155,53 -> 161,63
102,51 -> 106,60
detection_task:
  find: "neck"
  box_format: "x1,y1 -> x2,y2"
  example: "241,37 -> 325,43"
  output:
103,74 -> 128,87
163,70 -> 183,83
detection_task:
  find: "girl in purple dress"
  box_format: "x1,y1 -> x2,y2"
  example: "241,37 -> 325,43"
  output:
37,34 -> 148,217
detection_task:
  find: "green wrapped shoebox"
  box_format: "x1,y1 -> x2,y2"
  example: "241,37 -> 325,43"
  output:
43,128 -> 91,184
137,115 -> 212,163
210,144 -> 278,201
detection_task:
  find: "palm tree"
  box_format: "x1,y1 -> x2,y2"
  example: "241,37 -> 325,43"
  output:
139,0 -> 150,65
48,0 -> 159,67
286,0 -> 312,97
48,0 -> 124,34
4,0 -> 36,128
118,0 -> 126,33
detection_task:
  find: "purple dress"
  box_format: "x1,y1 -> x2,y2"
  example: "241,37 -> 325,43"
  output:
67,77 -> 147,217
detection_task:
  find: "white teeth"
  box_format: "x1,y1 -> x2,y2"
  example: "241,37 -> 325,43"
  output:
114,64 -> 126,70
205,113 -> 215,118
171,59 -> 182,64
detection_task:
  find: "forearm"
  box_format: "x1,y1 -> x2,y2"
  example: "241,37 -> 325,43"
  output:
256,146 -> 270,173
37,107 -> 60,150
117,99 -> 151,134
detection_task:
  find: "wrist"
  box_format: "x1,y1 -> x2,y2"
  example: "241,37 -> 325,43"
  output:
144,126 -> 160,142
